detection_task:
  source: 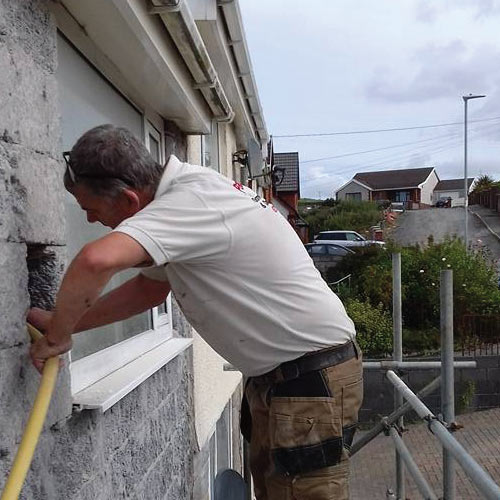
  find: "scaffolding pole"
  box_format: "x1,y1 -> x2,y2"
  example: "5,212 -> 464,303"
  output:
388,427 -> 439,500
386,370 -> 500,500
351,376 -> 441,456
392,253 -> 404,500
363,361 -> 476,370
441,270 -> 455,499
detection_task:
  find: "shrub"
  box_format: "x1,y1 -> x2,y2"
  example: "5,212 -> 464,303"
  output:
402,328 -> 440,355
344,299 -> 393,357
301,200 -> 383,238
332,237 -> 500,354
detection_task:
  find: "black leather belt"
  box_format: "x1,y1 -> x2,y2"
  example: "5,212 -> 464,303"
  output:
255,340 -> 357,385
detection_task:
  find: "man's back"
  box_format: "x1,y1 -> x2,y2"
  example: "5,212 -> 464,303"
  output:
114,156 -> 355,375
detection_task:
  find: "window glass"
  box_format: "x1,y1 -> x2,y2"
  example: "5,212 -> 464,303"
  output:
395,190 -> 410,202
57,33 -> 151,360
65,202 -> 152,359
323,232 -> 345,240
310,245 -> 326,255
346,192 -> 362,201
148,133 -> 160,162
202,121 -> 220,172
209,433 -> 216,499
346,233 -> 359,241
216,403 -> 231,473
328,245 -> 348,256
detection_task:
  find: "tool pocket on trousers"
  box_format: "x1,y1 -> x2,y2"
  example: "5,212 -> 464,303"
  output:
270,396 -> 343,476
341,376 -> 363,430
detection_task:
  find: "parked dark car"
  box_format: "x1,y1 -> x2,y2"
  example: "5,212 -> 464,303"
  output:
435,197 -> 452,208
305,243 -> 354,276
305,243 -> 354,257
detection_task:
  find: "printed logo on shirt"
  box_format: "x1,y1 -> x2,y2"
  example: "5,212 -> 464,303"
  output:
232,181 -> 279,212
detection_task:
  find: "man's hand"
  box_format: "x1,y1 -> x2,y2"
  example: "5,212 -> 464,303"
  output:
27,307 -> 53,333
29,335 -> 72,374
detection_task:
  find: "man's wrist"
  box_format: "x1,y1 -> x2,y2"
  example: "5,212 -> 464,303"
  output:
45,336 -> 59,347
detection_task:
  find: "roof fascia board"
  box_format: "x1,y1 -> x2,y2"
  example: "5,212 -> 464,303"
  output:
373,186 -> 424,191
336,178 -> 372,194
417,167 -> 438,188
218,0 -> 269,143
194,14 -> 261,146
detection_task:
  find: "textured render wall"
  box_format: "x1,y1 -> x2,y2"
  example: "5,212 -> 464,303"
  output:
0,2 -> 195,499
0,0 -> 72,489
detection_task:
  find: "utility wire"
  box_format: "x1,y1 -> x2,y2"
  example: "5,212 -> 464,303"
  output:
301,131 -> 463,164
300,120 -> 500,165
274,115 -> 500,138
301,123 -> 500,186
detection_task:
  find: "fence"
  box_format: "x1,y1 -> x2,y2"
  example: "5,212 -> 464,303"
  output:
458,314 -> 500,356
352,254 -> 500,499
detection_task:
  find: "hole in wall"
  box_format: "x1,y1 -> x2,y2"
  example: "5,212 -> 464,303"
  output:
26,244 -> 62,310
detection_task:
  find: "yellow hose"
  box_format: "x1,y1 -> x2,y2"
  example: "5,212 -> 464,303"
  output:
1,324 -> 59,500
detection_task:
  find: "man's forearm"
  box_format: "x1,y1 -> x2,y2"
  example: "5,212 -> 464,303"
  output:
46,252 -> 117,344
74,274 -> 170,332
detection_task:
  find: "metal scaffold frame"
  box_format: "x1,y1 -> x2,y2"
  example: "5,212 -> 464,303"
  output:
352,254 -> 500,500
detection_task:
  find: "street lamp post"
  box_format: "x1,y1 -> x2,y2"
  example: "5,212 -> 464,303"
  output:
463,94 -> 486,248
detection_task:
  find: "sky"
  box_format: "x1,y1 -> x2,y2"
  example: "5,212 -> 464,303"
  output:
239,0 -> 500,199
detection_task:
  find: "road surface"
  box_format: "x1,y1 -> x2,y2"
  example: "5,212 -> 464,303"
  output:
390,207 -> 500,263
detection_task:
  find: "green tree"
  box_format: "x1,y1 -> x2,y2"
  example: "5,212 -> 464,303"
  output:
472,174 -> 497,193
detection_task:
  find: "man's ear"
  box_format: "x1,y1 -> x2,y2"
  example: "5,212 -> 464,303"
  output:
121,188 -> 142,213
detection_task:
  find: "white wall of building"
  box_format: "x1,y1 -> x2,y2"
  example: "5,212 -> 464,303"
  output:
419,170 -> 439,205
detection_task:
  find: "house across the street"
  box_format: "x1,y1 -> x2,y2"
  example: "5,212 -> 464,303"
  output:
336,167 -> 475,209
336,167 -> 439,208
272,151 -> 309,242
433,178 -> 475,207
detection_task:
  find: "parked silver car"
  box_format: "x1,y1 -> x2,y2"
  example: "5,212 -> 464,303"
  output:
313,230 -> 384,248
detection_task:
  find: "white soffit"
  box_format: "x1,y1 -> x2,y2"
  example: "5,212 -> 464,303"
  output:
192,0 -> 268,146
57,0 -> 211,133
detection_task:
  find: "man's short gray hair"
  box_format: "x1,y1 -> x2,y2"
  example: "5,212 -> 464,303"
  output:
64,124 -> 166,198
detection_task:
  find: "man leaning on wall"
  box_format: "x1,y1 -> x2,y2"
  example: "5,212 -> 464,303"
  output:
29,124 -> 363,500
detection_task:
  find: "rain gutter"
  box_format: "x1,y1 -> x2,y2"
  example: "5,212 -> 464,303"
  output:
217,0 -> 268,143
149,0 -> 235,122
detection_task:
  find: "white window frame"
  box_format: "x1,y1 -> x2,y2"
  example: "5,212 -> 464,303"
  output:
207,401 -> 235,499
201,120 -> 220,172
70,115 -> 182,406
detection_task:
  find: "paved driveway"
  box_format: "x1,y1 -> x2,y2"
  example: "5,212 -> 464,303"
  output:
390,207 -> 500,263
350,408 -> 500,499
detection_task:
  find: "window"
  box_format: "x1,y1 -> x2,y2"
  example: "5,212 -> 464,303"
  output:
208,401 -> 233,499
145,121 -> 173,327
57,33 -> 185,406
202,121 -> 220,172
309,245 -> 327,255
318,232 -> 346,241
327,245 -> 349,256
346,192 -> 362,201
395,190 -> 411,202
346,232 -> 363,241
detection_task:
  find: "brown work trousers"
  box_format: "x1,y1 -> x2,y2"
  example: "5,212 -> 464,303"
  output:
244,344 -> 363,500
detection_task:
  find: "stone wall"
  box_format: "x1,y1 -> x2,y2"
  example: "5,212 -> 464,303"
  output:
360,355 -> 500,425
0,2 -> 196,498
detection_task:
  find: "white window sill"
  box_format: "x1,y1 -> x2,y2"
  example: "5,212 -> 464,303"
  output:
72,338 -> 193,412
